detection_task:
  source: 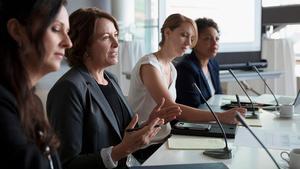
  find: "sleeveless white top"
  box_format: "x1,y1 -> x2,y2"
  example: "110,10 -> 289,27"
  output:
128,54 -> 177,143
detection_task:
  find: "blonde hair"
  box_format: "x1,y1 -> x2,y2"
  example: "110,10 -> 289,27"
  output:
159,13 -> 198,48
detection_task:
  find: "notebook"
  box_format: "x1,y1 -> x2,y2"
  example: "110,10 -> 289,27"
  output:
167,135 -> 224,150
172,122 -> 237,138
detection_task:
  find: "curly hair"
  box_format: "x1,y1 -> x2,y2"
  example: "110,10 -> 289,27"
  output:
194,17 -> 220,34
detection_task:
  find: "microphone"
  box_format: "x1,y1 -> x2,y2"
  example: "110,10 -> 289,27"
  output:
235,112 -> 281,169
252,65 -> 279,109
228,69 -> 259,119
193,83 -> 232,159
236,94 -> 242,107
241,80 -> 261,96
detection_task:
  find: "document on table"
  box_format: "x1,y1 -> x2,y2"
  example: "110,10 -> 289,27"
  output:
241,118 -> 262,127
168,135 -> 225,150
234,127 -> 300,150
221,95 -> 257,103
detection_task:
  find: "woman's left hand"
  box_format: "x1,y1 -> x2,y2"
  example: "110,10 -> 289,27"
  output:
147,98 -> 182,125
111,114 -> 164,161
123,115 -> 164,153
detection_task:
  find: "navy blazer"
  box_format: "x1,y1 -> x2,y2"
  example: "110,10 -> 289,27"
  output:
47,66 -> 133,169
0,84 -> 62,169
175,51 -> 222,108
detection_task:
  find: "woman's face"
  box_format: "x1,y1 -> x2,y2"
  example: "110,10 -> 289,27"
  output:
194,27 -> 219,59
165,22 -> 195,57
86,18 -> 119,69
42,6 -> 72,73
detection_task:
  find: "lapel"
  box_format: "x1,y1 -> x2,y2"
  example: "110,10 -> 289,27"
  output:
105,73 -> 134,118
199,65 -> 212,97
191,52 -> 212,96
77,67 -> 122,139
208,60 -> 218,93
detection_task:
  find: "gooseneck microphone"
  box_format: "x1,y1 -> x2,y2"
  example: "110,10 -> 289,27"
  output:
193,83 -> 232,159
252,65 -> 279,108
228,69 -> 258,119
235,112 -> 281,169
240,80 -> 261,96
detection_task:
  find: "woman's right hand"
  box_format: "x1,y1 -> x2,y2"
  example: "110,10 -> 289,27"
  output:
111,114 -> 164,161
218,107 -> 246,124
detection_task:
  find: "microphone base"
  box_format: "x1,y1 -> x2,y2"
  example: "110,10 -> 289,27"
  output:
203,148 -> 232,159
245,112 -> 259,119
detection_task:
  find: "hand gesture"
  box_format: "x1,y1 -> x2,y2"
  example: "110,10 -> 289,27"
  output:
115,114 -> 164,158
147,98 -> 181,125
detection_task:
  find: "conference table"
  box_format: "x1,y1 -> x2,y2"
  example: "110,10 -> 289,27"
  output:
142,95 -> 300,169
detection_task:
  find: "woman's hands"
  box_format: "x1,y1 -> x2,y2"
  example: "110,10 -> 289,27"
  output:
218,107 -> 247,124
147,98 -> 182,125
111,114 -> 164,162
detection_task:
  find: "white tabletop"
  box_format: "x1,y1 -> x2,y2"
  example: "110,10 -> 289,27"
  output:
143,95 -> 300,169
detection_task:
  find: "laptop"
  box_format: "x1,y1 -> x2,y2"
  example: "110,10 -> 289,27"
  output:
272,90 -> 300,106
260,90 -> 300,111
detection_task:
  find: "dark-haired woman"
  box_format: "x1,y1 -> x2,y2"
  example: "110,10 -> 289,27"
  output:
0,0 -> 72,169
47,8 -> 180,169
176,17 -> 222,107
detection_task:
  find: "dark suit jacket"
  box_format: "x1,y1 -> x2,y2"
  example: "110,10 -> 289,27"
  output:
175,51 -> 222,108
0,84 -> 61,169
47,66 -> 133,169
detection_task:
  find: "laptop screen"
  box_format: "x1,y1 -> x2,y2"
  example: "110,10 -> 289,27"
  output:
293,90 -> 300,106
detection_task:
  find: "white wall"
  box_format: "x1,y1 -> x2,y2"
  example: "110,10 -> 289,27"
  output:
66,0 -> 110,13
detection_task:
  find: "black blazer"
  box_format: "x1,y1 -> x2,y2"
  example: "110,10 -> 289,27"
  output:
0,85 -> 61,169
47,66 -> 133,169
175,51 -> 222,108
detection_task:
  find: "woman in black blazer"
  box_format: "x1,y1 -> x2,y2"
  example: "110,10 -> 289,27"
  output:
176,18 -> 222,108
47,8 -> 181,169
0,0 -> 72,168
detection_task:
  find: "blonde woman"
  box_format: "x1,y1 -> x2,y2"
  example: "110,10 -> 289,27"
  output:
128,14 -> 246,143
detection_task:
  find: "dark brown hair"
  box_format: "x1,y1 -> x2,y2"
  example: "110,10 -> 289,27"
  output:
66,7 -> 119,67
159,13 -> 198,47
0,0 -> 66,153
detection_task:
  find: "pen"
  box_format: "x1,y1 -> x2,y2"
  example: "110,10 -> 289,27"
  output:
126,125 -> 161,132
236,94 -> 242,107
